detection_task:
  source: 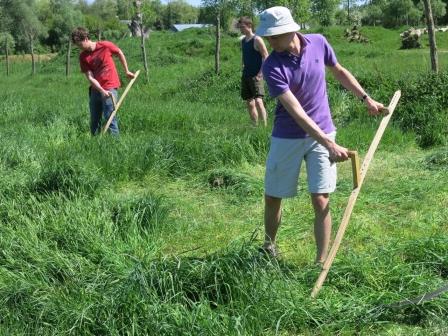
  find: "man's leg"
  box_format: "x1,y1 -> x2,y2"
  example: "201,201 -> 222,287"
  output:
89,89 -> 102,135
102,89 -> 119,136
311,193 -> 331,264
264,137 -> 304,252
254,97 -> 267,126
264,194 -> 282,248
246,99 -> 258,125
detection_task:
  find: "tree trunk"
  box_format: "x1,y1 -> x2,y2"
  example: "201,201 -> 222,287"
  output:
250,0 -> 255,22
134,0 -> 149,82
5,38 -> 9,76
66,39 -> 71,77
30,36 -> 35,75
423,0 -> 439,73
140,23 -> 149,82
215,11 -> 220,75
347,0 -> 350,23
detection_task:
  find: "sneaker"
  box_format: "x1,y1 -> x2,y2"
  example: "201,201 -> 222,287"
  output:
258,244 -> 279,258
314,261 -> 323,270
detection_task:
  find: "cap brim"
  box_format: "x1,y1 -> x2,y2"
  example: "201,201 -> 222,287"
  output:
256,22 -> 300,37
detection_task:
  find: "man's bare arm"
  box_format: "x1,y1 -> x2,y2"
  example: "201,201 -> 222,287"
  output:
329,63 -> 384,115
255,36 -> 269,61
254,36 -> 269,79
116,49 -> 135,79
278,90 -> 348,162
85,70 -> 110,97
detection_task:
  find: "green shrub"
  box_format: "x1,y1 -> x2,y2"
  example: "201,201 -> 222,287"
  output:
395,71 -> 448,148
329,71 -> 448,148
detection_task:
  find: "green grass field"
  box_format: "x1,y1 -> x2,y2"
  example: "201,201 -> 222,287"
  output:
0,26 -> 447,334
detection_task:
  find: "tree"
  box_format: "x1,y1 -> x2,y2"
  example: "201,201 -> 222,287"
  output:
133,0 -> 149,82
252,0 -> 290,11
41,0 -> 83,52
408,6 -> 423,26
423,0 -> 439,72
84,14 -> 104,39
363,4 -> 383,26
343,0 -> 361,23
22,2 -> 47,74
0,32 -> 14,76
201,0 -> 234,74
0,2 -> 12,33
202,0 -> 223,74
117,0 -> 133,19
90,0 -> 118,21
200,0 -> 237,31
384,0 -> 417,27
431,0 -> 447,24
311,0 -> 339,26
418,0 -> 447,24
0,1 -> 13,77
289,0 -> 312,28
236,0 -> 257,19
75,0 -> 90,13
3,0 -> 48,74
442,0 -> 448,24
141,0 -> 165,29
163,0 -> 199,27
89,0 -> 123,37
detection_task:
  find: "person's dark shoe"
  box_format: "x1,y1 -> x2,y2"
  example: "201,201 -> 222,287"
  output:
314,261 -> 324,270
258,244 -> 279,258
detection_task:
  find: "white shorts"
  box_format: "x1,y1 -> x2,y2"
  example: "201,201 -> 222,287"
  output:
264,132 -> 337,198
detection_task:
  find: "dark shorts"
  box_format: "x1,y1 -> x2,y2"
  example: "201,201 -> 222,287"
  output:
241,76 -> 265,100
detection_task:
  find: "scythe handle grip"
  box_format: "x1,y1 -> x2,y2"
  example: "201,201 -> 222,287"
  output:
348,150 -> 361,189
110,94 -> 117,111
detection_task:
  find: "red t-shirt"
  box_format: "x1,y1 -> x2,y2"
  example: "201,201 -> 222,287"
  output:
79,41 -> 121,90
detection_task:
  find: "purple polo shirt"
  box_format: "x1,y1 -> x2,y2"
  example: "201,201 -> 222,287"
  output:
262,33 -> 338,138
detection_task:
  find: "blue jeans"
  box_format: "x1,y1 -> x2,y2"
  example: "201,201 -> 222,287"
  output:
89,88 -> 119,136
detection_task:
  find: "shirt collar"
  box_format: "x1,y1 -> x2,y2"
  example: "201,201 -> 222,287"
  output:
276,33 -> 310,58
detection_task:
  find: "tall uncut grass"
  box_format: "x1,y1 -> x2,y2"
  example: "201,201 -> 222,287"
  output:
0,26 -> 447,334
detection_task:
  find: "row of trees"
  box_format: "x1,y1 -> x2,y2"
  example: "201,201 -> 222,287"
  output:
362,0 -> 447,27
0,0 -> 201,55
0,0 -> 447,56
199,0 -> 448,30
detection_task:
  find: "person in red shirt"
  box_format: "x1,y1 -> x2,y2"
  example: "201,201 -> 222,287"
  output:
71,27 -> 135,135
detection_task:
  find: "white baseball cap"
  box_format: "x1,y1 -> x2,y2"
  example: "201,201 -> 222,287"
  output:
256,6 -> 300,37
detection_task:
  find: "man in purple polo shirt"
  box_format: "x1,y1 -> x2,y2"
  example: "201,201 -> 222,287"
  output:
256,7 -> 384,263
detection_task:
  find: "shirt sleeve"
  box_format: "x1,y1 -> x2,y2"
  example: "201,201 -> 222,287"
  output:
79,54 -> 90,73
262,59 -> 289,98
322,35 -> 337,66
103,41 -> 120,54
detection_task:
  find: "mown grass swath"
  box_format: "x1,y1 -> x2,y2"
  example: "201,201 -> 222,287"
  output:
0,27 -> 447,334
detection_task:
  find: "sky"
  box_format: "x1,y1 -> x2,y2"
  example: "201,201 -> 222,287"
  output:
85,0 -> 202,7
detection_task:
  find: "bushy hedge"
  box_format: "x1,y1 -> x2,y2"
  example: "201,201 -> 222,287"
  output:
329,71 -> 448,148
396,71 -> 448,148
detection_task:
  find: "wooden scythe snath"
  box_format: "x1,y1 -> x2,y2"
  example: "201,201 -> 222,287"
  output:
311,90 -> 402,298
102,70 -> 141,135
